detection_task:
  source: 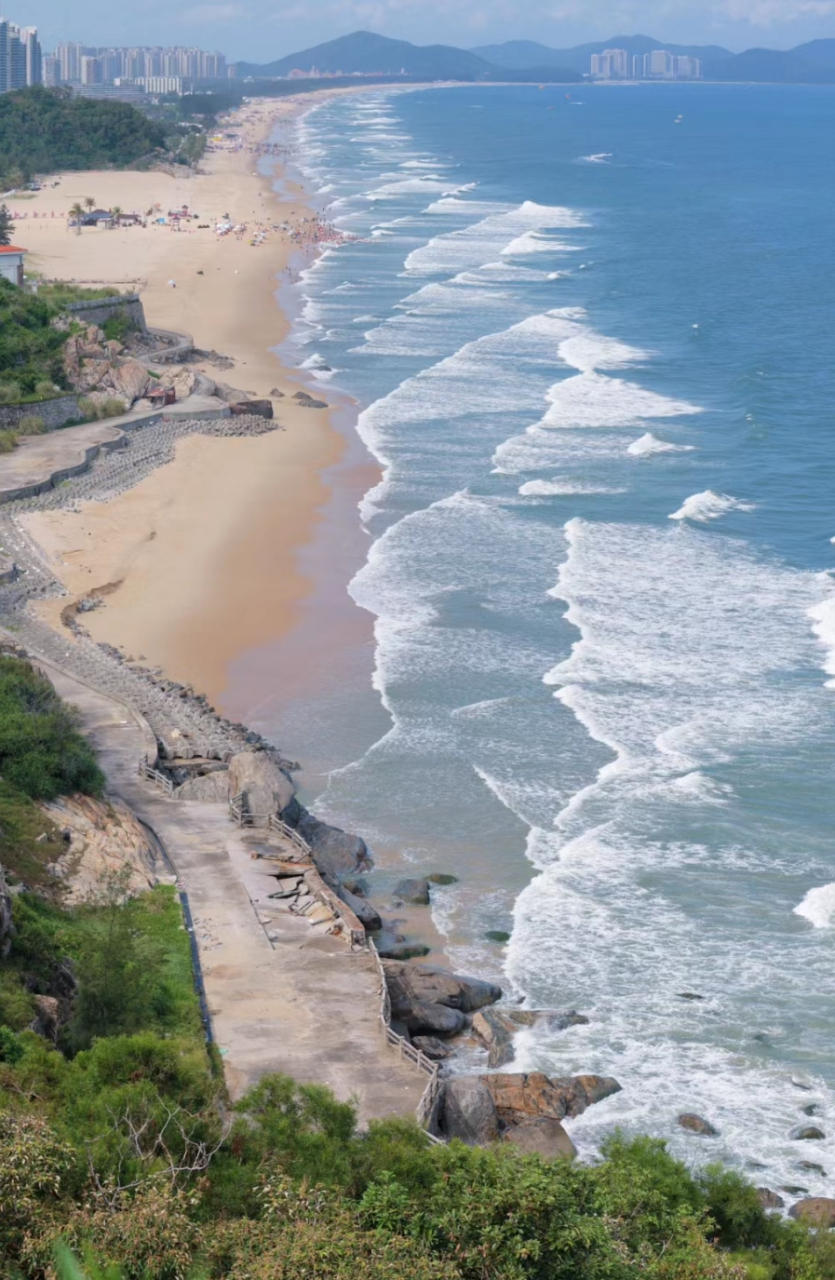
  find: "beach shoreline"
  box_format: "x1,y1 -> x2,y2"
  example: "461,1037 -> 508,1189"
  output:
15,90 -> 379,713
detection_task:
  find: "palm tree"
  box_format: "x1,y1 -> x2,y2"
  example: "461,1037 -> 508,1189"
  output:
84,196 -> 96,212
69,202 -> 84,235
109,206 -> 123,227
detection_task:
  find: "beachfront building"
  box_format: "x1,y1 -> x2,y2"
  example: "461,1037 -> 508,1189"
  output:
591,48 -> 702,80
0,244 -> 27,286
0,17 -> 42,91
590,48 -> 629,79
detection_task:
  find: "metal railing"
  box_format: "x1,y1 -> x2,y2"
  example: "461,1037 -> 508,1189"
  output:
369,943 -> 445,1142
138,756 -> 175,796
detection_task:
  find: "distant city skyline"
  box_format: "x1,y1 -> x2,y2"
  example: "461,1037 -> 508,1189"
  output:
17,0 -> 835,65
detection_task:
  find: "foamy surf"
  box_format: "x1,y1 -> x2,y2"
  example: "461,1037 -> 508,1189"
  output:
669,491 -> 756,521
794,882 -> 835,927
628,432 -> 695,456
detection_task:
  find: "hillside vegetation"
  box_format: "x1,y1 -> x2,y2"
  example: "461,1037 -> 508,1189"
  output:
1,659 -> 834,1279
0,87 -> 166,190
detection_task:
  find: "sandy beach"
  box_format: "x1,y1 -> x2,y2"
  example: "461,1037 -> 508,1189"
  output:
15,92 -> 375,709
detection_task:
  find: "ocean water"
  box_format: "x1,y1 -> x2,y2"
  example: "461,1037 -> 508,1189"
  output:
273,83 -> 835,1185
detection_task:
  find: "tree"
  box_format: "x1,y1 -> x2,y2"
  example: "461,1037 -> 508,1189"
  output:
0,203 -> 12,246
69,202 -> 84,235
109,205 -> 123,226
84,195 -> 96,212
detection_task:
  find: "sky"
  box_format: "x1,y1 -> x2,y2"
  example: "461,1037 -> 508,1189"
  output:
20,0 -> 835,62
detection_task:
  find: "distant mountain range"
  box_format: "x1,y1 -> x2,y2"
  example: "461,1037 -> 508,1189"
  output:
233,29 -> 835,84
471,34 -> 733,71
234,30 -> 580,82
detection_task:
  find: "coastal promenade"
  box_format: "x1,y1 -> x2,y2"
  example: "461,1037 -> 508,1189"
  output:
32,652 -> 426,1123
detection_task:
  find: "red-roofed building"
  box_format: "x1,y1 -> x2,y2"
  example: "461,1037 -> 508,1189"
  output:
0,246 -> 27,287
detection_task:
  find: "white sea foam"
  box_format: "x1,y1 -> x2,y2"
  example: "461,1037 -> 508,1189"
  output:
794,883 -> 835,927
628,432 -> 694,456
580,152 -> 613,163
405,202 -> 585,276
519,478 -> 625,496
502,231 -> 578,256
540,372 -> 700,431
669,491 -> 756,522
808,594 -> 835,687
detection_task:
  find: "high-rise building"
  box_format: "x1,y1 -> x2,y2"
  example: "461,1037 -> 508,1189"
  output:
673,55 -> 702,79
0,19 -> 41,90
43,52 -> 58,85
80,54 -> 101,85
590,48 -> 629,79
643,49 -> 675,78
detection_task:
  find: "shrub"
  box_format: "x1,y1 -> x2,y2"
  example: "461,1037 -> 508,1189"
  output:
17,412 -> 45,434
0,655 -> 105,798
0,427 -> 18,452
0,1023 -> 24,1063
78,396 -> 128,422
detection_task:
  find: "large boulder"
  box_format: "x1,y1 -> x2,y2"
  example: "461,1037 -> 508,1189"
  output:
503,1117 -> 577,1161
30,994 -> 60,1042
107,358 -> 151,404
442,1076 -> 500,1145
227,750 -> 295,817
756,1188 -> 785,1210
384,962 -> 502,1016
76,357 -> 111,393
483,1072 -> 621,1125
0,862 -> 12,959
789,1197 -> 835,1227
164,367 -> 198,400
295,810 -> 372,880
334,883 -> 382,932
407,1001 -> 466,1037
177,771 -> 231,802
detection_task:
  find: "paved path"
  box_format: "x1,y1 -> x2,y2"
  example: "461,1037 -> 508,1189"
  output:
38,656 -> 426,1125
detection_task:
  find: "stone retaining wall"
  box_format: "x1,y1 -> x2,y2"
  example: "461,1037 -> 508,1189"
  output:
64,294 -> 147,332
0,395 -> 83,432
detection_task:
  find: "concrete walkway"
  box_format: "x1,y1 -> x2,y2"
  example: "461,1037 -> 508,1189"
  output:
38,656 -> 426,1125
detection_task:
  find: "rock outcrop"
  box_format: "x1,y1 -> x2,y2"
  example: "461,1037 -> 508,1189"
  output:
41,795 -> 159,904
384,962 -> 502,1019
756,1188 -> 785,1210
483,1072 -> 621,1126
435,1071 -> 619,1153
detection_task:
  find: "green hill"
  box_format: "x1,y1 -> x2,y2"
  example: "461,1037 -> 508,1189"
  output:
0,86 -> 166,189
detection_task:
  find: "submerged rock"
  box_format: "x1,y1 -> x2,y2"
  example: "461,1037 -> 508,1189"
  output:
757,1188 -> 785,1210
427,873 -> 458,886
393,877 -> 431,905
791,1125 -> 826,1141
677,1114 -> 719,1137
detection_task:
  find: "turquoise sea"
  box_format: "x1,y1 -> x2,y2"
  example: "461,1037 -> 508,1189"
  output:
255,83 -> 835,1184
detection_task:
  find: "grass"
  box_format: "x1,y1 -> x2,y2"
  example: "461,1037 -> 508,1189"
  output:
0,778 -> 65,896
35,283 -> 122,308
